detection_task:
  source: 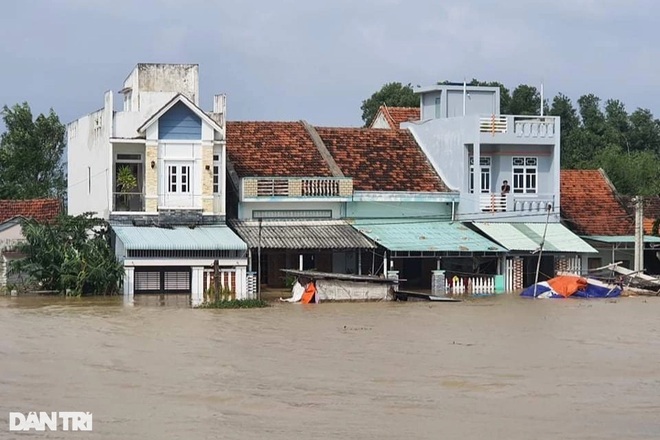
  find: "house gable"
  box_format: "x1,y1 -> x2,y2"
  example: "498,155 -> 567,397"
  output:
137,94 -> 223,139
158,101 -> 202,140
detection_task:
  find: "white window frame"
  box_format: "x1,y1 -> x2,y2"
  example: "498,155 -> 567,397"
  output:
469,156 -> 491,193
168,164 -> 191,194
213,154 -> 221,194
512,156 -> 537,194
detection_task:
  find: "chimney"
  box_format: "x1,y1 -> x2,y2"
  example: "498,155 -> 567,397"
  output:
213,94 -> 227,137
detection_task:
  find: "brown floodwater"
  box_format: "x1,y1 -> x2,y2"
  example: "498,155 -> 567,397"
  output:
1,294 -> 660,439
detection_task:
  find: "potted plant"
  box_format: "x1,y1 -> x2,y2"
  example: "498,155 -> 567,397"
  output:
116,166 -> 138,211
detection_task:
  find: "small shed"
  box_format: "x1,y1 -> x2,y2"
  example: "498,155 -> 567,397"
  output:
281,269 -> 397,302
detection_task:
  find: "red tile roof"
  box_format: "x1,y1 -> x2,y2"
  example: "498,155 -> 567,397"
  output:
371,105 -> 420,129
315,127 -> 449,192
642,196 -> 660,235
560,169 -> 634,235
226,121 -> 334,177
0,199 -> 60,224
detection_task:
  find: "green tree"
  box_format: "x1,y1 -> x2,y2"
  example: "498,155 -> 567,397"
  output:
10,213 -> 124,295
577,94 -> 606,136
0,102 -> 66,199
360,82 -> 418,127
509,85 -> 541,115
592,145 -> 660,196
549,93 -> 581,167
627,108 -> 660,154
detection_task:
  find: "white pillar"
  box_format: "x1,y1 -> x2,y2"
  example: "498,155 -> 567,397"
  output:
123,266 -> 134,307
191,266 -> 204,307
123,266 -> 134,296
235,266 -> 247,300
299,254 -> 304,270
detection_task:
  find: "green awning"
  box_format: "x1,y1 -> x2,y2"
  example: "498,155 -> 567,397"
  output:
583,235 -> 660,244
113,226 -> 247,251
472,222 -> 598,253
351,219 -> 505,253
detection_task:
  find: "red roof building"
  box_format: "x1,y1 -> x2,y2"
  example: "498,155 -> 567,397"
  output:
315,127 -> 448,192
369,105 -> 420,129
0,199 -> 60,224
560,169 -> 634,236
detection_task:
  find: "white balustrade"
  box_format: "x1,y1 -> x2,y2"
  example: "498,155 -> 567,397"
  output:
444,276 -> 496,296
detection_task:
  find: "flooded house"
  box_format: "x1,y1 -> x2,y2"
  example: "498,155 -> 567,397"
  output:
561,169 -> 660,275
66,64 -> 249,305
398,83 -> 598,289
0,199 -> 60,291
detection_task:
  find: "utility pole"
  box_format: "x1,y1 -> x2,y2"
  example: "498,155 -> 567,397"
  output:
633,196 -> 644,273
257,218 -> 262,301
533,203 -> 552,298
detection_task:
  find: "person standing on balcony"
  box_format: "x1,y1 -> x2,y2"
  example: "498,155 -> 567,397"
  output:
499,180 -> 510,212
500,180 -> 511,195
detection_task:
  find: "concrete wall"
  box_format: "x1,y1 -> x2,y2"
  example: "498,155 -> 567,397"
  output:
67,91 -> 113,218
405,116 -> 478,191
137,64 -> 199,105
446,90 -> 498,117
121,64 -> 199,110
238,201 -> 343,219
419,85 -> 499,120
346,201 -> 452,219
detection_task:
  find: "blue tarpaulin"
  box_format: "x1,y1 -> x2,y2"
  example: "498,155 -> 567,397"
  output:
520,276 -> 621,299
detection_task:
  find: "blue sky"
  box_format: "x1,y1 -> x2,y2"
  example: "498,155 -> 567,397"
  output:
1,0 -> 659,127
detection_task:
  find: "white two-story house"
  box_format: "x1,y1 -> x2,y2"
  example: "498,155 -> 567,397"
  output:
67,64 -> 249,304
403,83 -> 596,289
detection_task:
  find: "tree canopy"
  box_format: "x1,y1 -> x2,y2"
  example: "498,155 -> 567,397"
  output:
360,82 -> 418,127
0,102 -> 66,200
10,213 -> 123,295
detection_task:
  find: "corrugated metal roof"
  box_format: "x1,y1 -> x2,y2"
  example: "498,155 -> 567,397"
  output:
351,219 -> 505,252
472,222 -> 598,253
113,226 -> 247,251
584,235 -> 660,244
228,220 -> 376,249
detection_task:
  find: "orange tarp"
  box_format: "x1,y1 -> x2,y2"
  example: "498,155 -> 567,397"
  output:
547,275 -> 588,297
301,282 -> 317,304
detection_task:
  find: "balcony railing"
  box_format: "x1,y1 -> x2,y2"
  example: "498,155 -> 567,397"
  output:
113,192 -> 144,212
242,177 -> 353,199
479,115 -> 557,139
479,193 -> 555,213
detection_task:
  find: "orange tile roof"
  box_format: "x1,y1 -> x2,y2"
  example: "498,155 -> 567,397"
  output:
371,105 -> 420,129
315,127 -> 449,192
226,121 -> 333,178
0,199 -> 60,224
560,169 -> 634,235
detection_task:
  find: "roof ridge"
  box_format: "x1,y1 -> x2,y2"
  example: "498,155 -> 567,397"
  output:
301,121 -> 344,178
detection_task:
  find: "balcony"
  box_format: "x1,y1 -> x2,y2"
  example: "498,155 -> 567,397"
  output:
479,115 -> 558,144
241,177 -> 353,200
479,193 -> 555,213
113,192 -> 145,212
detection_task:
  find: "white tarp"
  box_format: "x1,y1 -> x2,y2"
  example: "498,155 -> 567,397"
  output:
316,279 -> 392,301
